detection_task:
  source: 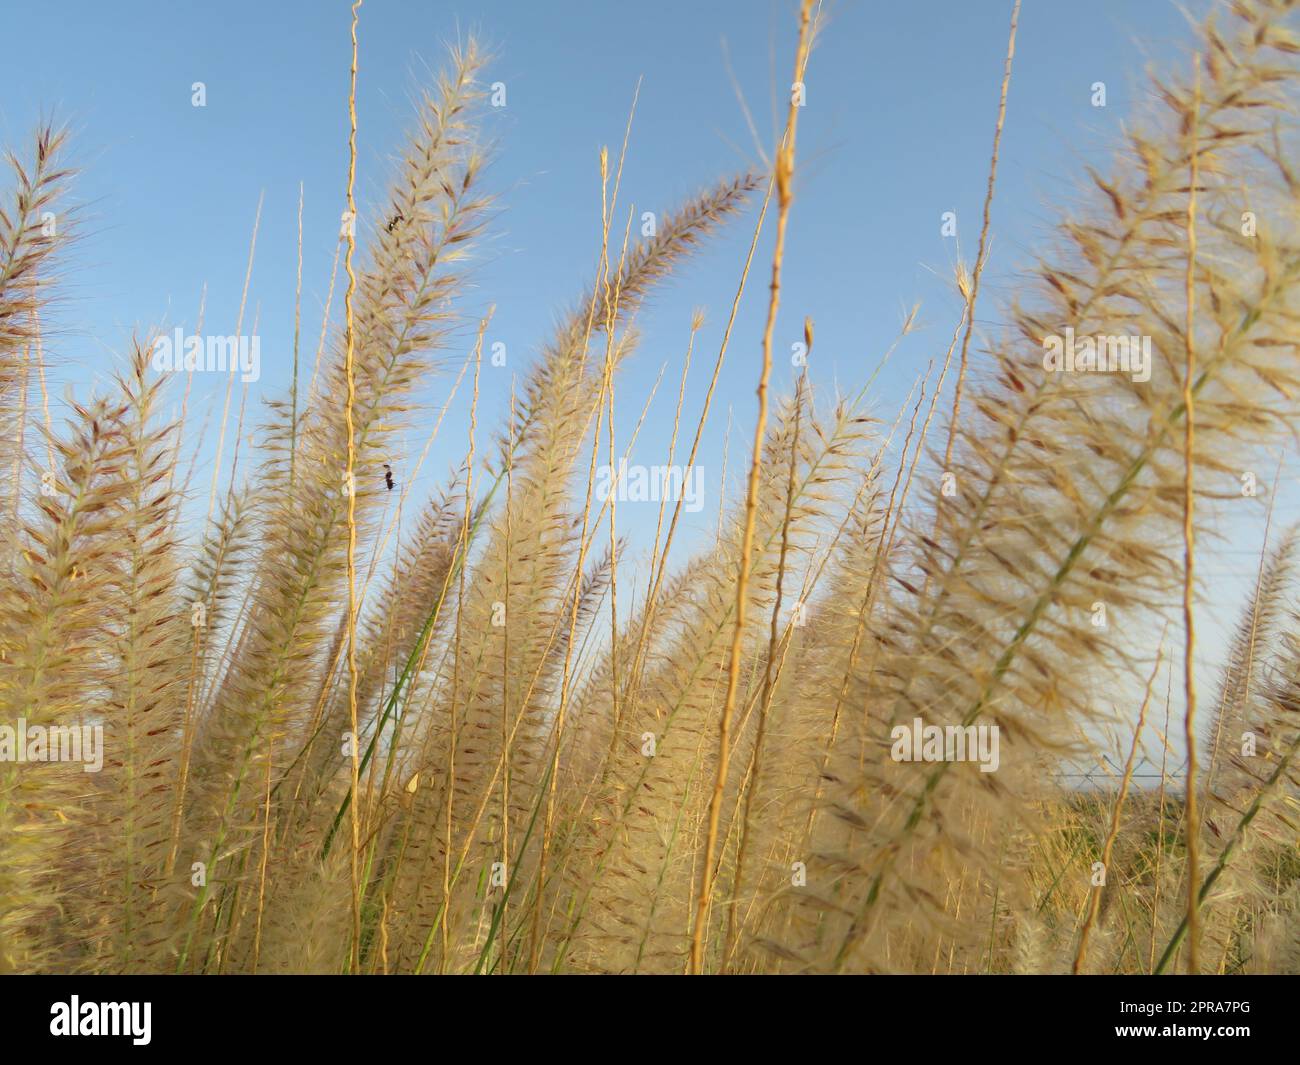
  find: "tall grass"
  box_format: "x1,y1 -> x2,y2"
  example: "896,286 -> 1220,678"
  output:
1,0 -> 1298,975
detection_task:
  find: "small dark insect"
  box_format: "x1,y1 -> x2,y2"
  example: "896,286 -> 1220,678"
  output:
384,463 -> 395,491
386,212 -> 404,233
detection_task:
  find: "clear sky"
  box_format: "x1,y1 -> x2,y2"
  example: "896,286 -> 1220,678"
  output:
5,0 -> 1291,770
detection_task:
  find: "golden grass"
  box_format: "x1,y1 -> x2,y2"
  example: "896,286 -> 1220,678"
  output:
0,0 -> 1297,976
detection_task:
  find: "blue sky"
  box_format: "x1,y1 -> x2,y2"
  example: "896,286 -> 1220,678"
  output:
4,0 -> 1212,437
5,0 -> 1290,766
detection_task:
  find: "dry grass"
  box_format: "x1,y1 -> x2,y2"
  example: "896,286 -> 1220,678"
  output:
1,0 -> 1298,975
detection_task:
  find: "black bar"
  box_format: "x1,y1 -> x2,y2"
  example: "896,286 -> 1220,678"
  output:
2,975 -> 1288,1052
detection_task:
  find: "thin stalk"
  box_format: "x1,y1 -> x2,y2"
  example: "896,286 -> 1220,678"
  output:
342,0 -> 364,974
690,0 -> 816,975
1073,644 -> 1163,973
1179,57 -> 1202,977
